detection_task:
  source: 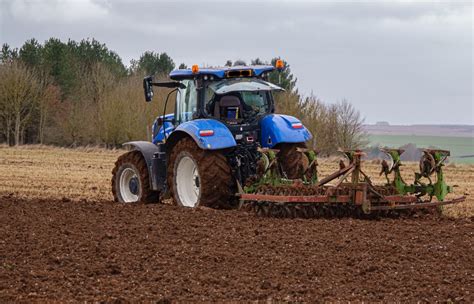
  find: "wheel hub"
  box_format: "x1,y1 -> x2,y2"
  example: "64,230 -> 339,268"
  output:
119,167 -> 140,203
129,177 -> 139,195
176,155 -> 201,207
193,169 -> 200,190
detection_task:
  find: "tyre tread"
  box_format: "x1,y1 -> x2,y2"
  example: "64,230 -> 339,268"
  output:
168,138 -> 233,208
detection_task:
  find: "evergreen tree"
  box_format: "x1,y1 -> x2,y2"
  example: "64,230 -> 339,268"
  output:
42,38 -> 77,97
233,59 -> 246,66
19,39 -> 43,68
1,44 -> 18,63
136,51 -> 175,76
251,58 -> 264,65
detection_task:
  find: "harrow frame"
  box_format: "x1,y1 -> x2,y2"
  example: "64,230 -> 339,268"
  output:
238,149 -> 466,215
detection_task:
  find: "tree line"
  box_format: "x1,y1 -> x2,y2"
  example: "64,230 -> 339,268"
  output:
0,38 -> 365,153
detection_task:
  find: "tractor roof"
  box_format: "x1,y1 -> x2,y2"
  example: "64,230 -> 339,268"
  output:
169,65 -> 275,81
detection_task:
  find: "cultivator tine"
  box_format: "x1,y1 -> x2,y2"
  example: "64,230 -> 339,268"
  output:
301,149 -> 319,184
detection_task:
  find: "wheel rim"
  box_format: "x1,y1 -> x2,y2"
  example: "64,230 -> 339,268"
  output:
176,155 -> 200,207
119,167 -> 140,202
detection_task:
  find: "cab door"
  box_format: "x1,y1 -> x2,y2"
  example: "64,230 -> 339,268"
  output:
175,79 -> 198,125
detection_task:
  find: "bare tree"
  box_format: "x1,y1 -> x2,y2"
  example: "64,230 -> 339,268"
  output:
335,99 -> 367,150
0,61 -> 40,145
37,84 -> 60,144
290,95 -> 366,155
0,65 -> 13,144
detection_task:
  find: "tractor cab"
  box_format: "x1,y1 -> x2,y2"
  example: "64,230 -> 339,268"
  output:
172,76 -> 280,127
171,65 -> 283,125
133,61 -> 311,207
145,64 -> 287,145
206,78 -> 280,125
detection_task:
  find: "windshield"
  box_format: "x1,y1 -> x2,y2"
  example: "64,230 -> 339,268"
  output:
205,79 -> 277,123
239,91 -> 269,114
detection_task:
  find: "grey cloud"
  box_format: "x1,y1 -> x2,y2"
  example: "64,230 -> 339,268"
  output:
1,0 -> 472,124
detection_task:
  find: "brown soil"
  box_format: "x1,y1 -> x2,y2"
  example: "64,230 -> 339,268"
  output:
1,197 -> 473,302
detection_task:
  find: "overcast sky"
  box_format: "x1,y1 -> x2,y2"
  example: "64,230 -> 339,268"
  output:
1,0 -> 472,125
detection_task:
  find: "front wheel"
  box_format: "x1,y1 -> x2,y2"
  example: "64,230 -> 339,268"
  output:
168,138 -> 233,208
112,151 -> 159,203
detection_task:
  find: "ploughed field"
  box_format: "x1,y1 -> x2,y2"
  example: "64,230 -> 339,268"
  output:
1,145 -> 473,301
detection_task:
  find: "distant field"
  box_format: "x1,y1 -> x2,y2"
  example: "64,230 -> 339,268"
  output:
364,124 -> 473,137
368,134 -> 474,164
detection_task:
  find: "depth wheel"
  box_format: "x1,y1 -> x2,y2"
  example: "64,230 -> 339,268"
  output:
276,143 -> 309,179
112,151 -> 159,203
168,138 -> 234,208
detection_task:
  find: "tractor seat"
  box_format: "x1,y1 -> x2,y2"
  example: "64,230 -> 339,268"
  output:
213,95 -> 244,124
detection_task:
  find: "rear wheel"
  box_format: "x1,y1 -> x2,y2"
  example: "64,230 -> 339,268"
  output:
277,143 -> 309,179
112,151 -> 159,203
168,138 -> 233,208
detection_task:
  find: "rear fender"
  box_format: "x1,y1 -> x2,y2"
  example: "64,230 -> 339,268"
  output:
260,114 -> 312,148
168,119 -> 237,150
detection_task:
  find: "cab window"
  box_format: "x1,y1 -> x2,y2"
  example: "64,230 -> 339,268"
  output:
176,80 -> 197,124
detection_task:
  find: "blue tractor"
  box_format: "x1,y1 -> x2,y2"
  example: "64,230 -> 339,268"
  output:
112,62 -> 465,216
112,62 -> 312,208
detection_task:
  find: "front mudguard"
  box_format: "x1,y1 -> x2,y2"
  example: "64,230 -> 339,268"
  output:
122,141 -> 162,190
260,114 -> 312,148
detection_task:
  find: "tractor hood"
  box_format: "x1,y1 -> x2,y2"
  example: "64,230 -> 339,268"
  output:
210,79 -> 284,94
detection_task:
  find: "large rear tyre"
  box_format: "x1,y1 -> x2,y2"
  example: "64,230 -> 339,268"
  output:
112,151 -> 159,203
167,138 -> 233,208
276,143 -> 309,179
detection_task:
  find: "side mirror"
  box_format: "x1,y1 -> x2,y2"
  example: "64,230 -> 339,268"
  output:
143,76 -> 154,102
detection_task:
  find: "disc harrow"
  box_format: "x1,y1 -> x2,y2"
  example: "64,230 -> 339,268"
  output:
237,148 -> 465,218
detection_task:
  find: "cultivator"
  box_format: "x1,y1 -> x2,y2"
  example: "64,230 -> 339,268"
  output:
238,148 -> 465,218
